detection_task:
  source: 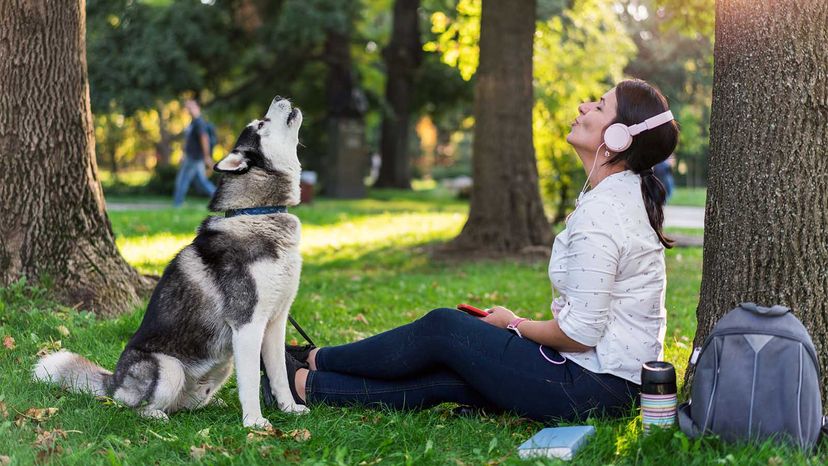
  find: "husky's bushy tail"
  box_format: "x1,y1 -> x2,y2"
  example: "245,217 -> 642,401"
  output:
33,350 -> 112,396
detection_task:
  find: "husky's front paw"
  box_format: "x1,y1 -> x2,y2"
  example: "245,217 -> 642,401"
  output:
243,415 -> 272,429
139,408 -> 170,421
279,401 -> 310,415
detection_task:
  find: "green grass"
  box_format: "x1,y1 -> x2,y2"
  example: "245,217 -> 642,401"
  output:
670,187 -> 707,207
1,189 -> 824,465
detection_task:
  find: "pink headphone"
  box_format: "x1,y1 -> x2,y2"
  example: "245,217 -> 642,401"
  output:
603,109 -> 675,152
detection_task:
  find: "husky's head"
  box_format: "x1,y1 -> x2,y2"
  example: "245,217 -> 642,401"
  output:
209,97 -> 303,211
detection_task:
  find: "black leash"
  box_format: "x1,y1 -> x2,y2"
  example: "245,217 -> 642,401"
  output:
288,314 -> 316,347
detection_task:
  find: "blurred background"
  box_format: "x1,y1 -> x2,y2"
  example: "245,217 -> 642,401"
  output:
89,0 -> 712,217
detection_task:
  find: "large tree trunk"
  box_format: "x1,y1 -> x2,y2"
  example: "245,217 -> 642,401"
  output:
154,101 -> 173,168
374,0 -> 422,189
0,0 -> 152,316
323,8 -> 368,199
690,0 -> 828,396
450,0 -> 552,252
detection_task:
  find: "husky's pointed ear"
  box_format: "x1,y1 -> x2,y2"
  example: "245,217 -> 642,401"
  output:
214,151 -> 249,173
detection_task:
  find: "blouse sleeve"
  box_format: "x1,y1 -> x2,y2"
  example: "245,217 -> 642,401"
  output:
556,200 -> 625,347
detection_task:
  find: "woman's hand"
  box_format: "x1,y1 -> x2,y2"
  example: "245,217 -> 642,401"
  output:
482,306 -> 518,329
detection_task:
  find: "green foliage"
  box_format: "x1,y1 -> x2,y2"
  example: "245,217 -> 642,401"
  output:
534,0 -> 636,221
423,0 -> 481,81
620,0 -> 714,187
87,0 -> 239,115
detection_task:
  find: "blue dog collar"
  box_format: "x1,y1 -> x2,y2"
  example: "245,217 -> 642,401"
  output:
225,206 -> 288,218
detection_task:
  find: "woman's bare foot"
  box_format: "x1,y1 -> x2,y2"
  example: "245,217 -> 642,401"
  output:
308,348 -> 320,371
295,368 -> 309,403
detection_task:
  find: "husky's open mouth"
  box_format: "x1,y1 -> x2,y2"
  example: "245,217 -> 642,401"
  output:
287,107 -> 299,126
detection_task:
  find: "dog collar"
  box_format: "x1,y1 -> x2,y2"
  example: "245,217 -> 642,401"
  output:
225,206 -> 288,218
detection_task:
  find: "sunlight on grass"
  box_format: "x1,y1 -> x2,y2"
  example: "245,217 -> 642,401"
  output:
302,212 -> 465,262
117,211 -> 467,274
117,233 -> 194,274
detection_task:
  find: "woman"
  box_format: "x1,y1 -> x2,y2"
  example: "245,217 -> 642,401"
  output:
271,79 -> 679,422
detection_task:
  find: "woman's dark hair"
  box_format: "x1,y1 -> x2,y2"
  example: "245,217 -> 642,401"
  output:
607,79 -> 679,248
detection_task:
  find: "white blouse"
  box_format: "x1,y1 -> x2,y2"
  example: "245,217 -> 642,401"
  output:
549,170 -> 667,384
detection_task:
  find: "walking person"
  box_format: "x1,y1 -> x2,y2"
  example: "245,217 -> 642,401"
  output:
270,79 -> 679,424
653,155 -> 676,203
173,99 -> 216,207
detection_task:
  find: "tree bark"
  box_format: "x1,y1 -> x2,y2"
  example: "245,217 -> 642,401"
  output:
154,101 -> 173,167
690,0 -> 828,397
0,0 -> 152,316
323,8 -> 368,199
374,0 -> 422,189
450,0 -> 552,252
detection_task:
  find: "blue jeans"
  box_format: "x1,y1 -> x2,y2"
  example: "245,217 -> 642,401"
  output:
306,308 -> 640,422
173,157 -> 216,207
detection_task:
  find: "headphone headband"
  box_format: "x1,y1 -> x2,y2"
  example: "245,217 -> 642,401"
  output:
627,110 -> 674,136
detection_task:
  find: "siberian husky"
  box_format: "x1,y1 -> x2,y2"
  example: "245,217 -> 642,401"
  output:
34,96 -> 306,428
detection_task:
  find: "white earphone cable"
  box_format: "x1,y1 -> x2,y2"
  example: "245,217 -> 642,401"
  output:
576,142 -> 607,206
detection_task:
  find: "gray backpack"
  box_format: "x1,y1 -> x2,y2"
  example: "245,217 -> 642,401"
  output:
678,303 -> 826,448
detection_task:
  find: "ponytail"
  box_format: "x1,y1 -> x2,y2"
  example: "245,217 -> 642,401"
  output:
636,169 -> 674,248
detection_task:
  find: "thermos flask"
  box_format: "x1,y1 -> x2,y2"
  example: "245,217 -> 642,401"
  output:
640,361 -> 677,433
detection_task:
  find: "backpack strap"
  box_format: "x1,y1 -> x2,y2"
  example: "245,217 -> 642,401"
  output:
740,302 -> 790,316
677,402 -> 701,438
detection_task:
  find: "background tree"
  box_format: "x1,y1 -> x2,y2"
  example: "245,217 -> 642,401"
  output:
449,0 -> 552,252
690,0 -> 828,395
0,0 -> 152,316
375,0 -> 423,189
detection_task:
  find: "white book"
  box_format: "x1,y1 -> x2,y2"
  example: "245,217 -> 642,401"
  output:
517,425 -> 596,461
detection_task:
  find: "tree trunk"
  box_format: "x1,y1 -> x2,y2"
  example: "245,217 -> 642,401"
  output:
323,11 -> 368,199
374,0 -> 422,189
450,0 -> 552,252
690,0 -> 828,397
0,0 -> 152,316
154,101 -> 173,168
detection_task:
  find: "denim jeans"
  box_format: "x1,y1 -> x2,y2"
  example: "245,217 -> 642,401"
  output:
173,157 -> 216,207
306,308 -> 640,422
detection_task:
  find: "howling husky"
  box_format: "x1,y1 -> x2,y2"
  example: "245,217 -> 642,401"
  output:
34,97 -> 306,428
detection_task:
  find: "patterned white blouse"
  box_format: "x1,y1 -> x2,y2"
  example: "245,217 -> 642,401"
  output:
549,170 -> 667,384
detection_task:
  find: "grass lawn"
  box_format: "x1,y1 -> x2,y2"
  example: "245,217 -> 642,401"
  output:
1,189 -> 823,465
669,187 -> 707,208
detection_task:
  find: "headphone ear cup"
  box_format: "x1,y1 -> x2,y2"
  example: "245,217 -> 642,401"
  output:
604,123 -> 632,152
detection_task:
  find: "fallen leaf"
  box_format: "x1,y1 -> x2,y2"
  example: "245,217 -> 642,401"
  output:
0,456 -> 9,466
283,448 -> 301,462
247,426 -> 285,440
34,429 -> 67,449
17,407 -> 58,423
190,445 -> 207,460
0,401 -> 7,419
56,326 -> 70,337
353,314 -> 369,325
258,445 -> 275,458
2,336 -> 14,350
36,340 -> 62,357
196,428 -> 210,439
288,428 -> 311,442
768,457 -> 783,466
37,444 -> 63,463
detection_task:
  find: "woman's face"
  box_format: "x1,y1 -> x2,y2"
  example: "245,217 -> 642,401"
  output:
566,88 -> 618,154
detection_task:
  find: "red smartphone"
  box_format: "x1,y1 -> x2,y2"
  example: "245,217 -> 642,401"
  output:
457,303 -> 489,318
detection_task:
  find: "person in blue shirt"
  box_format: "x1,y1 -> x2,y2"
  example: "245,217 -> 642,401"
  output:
653,156 -> 675,203
173,99 -> 216,207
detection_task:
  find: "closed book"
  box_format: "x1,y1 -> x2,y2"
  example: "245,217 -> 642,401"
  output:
517,425 -> 595,460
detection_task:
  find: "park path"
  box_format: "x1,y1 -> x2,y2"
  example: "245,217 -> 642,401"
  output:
663,205 -> 704,229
